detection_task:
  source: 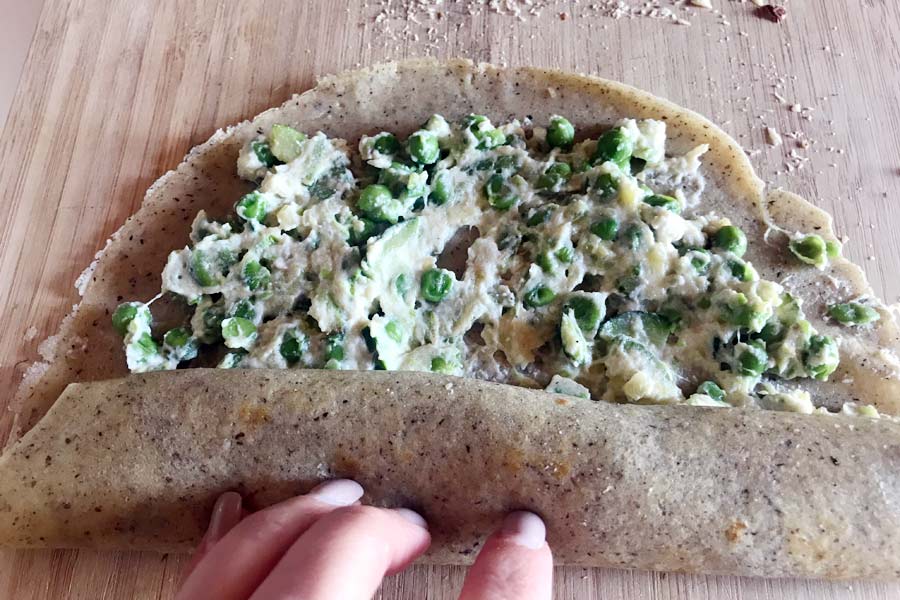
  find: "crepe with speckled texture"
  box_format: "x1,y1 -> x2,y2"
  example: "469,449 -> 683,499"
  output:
3,60 -> 900,578
2,369 -> 900,580
11,59 -> 900,436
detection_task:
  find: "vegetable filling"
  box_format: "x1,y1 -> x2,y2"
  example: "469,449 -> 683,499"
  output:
113,114 -> 881,414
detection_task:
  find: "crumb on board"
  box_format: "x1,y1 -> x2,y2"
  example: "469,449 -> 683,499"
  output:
756,4 -> 786,23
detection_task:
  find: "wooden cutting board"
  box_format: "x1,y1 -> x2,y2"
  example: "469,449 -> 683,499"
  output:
1,1 -> 899,598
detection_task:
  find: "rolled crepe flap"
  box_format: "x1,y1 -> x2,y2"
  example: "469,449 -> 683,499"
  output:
1,369 -> 899,580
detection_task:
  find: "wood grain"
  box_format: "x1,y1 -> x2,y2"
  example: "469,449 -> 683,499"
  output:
1,0 -> 899,598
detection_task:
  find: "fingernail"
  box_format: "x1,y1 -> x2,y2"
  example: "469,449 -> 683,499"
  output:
393,508 -> 429,529
500,511 -> 546,550
207,491 -> 243,543
308,479 -> 364,506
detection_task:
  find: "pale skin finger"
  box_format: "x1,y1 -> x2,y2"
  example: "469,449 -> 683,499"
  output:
458,511 -> 554,600
176,479 -> 365,600
180,491 -> 244,583
248,504 -> 431,600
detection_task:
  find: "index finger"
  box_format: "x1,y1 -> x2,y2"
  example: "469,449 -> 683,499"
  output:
176,479 -> 364,600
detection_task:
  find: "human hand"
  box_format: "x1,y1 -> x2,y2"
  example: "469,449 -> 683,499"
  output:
176,479 -> 553,600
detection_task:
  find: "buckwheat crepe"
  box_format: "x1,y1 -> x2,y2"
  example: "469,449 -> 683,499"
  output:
2,59 -> 900,580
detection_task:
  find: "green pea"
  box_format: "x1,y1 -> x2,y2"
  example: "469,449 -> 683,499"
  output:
133,332 -> 159,358
430,356 -> 449,373
720,294 -> 759,329
358,184 -> 403,223
348,217 -> 377,245
728,259 -> 754,282
555,246 -> 574,264
537,162 -> 572,190
163,327 -> 191,349
599,312 -> 672,346
789,234 -> 828,268
484,174 -> 518,210
222,317 -> 256,342
527,208 -> 552,227
218,249 -> 239,271
395,273 -> 411,296
593,173 -> 619,199
658,306 -> 683,331
269,124 -> 307,163
231,299 -> 256,321
622,223 -> 644,250
112,302 -> 141,336
524,286 -> 556,308
407,131 -> 440,164
384,320 -> 404,343
827,302 -> 880,326
697,380 -> 725,402
537,252 -> 555,273
493,155 -> 519,173
738,342 -> 768,377
429,170 -> 452,205
713,225 -> 747,257
465,114 -> 488,128
804,335 -> 839,380
236,191 -> 267,222
373,133 -> 401,155
279,329 -> 308,364
164,327 -> 199,361
546,115 -> 575,149
826,240 -> 841,259
481,128 -> 506,149
592,127 -> 633,167
190,249 -> 218,287
251,140 -> 278,167
474,158 -> 494,172
420,268 -> 454,302
644,194 -> 681,212
325,333 -> 345,363
358,183 -> 393,211
466,115 -> 506,149
616,265 -> 642,296
377,162 -> 427,199
243,260 -> 271,291
565,296 -> 603,333
591,217 -> 619,241
688,249 -> 711,273
756,319 -> 783,344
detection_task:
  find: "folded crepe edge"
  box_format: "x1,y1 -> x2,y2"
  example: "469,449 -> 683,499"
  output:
1,369 -> 899,581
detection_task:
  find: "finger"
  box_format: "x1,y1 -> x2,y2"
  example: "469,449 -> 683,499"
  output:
180,491 -> 244,583
176,479 -> 364,600
249,505 -> 431,600
458,511 -> 553,600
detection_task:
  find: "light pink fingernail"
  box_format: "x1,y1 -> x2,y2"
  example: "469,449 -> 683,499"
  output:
394,508 -> 429,529
308,479 -> 364,506
501,511 -> 546,550
206,491 -> 243,544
